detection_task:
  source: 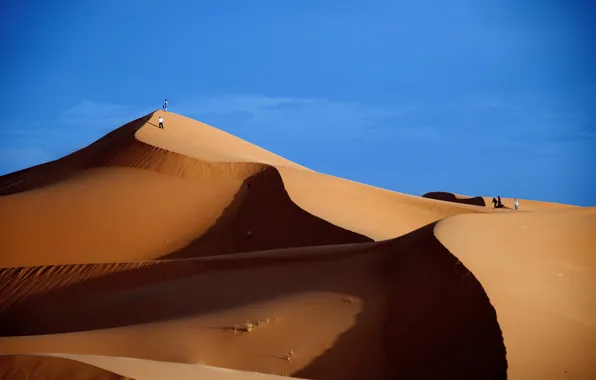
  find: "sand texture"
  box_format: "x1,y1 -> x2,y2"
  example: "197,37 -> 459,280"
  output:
1,110 -> 594,379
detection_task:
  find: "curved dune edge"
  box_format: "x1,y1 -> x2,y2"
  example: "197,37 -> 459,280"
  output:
0,225 -> 507,379
0,116 -> 373,267
0,110 -> 306,195
0,353 -> 291,380
0,110 -> 591,379
1,110 -> 496,268
0,164 -> 371,268
434,211 -> 596,380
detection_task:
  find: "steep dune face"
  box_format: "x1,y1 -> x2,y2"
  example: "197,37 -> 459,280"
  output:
0,164 -> 369,268
0,112 -> 369,267
0,113 -> 152,196
435,210 -> 596,380
277,168 -> 486,241
0,226 -> 506,380
0,111 -> 305,197
0,110 -> 591,380
159,166 -> 371,260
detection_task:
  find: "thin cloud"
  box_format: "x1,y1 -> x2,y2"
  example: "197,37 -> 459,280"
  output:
59,100 -> 153,129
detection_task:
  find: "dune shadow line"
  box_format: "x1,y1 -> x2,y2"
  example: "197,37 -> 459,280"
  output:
296,224 -> 507,380
159,166 -> 372,260
423,191 -> 486,207
1,225 -> 507,380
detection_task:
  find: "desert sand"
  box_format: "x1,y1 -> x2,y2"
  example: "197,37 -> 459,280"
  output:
0,110 -> 594,379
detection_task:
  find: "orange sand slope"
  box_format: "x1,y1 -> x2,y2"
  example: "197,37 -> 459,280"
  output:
0,354 -> 291,380
0,110 -> 594,380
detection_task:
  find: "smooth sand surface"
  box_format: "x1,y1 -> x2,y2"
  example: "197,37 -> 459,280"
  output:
0,110 -> 593,379
0,353 -> 291,380
435,209 -> 596,380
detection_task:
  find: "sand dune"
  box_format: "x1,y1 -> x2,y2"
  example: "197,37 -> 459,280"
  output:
0,353 -> 295,380
0,110 -> 593,379
435,209 -> 596,379
0,228 -> 506,379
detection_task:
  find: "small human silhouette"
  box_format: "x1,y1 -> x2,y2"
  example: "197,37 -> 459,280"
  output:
492,197 -> 498,209
158,116 -> 164,129
163,99 -> 168,112
514,198 -> 519,211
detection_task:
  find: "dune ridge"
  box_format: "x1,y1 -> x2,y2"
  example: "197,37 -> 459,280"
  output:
0,117 -> 372,267
0,110 -> 593,379
0,223 -> 507,379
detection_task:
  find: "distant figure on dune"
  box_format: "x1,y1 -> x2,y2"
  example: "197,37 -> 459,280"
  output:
492,197 -> 498,208
514,198 -> 519,210
158,116 -> 164,129
163,99 -> 168,112
492,196 -> 505,209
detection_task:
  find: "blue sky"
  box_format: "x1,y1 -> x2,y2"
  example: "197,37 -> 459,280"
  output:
2,0 -> 595,205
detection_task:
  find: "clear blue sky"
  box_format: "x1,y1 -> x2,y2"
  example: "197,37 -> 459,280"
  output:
2,0 -> 595,205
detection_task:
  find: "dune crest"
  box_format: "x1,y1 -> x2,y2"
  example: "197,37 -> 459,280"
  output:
435,210 -> 596,379
0,110 -> 593,379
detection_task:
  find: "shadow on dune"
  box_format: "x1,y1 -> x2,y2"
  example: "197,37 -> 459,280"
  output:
0,113 -> 154,196
423,191 -> 486,207
0,224 -> 506,379
159,167 -> 372,259
295,224 -> 507,380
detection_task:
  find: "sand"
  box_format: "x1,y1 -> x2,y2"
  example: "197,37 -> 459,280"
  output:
0,110 -> 594,379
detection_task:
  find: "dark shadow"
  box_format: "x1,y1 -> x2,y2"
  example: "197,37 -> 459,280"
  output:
295,224 -> 507,380
0,242 -> 379,336
423,191 -> 486,207
0,112 -> 154,196
158,167 -> 373,260
0,224 -> 507,380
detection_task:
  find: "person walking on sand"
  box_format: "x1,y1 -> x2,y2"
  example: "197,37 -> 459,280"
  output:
158,116 -> 164,129
514,198 -> 519,211
163,98 -> 168,112
491,197 -> 498,209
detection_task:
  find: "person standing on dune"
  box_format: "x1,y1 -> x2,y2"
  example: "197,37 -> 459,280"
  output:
514,198 -> 519,211
163,99 -> 168,112
158,116 -> 164,129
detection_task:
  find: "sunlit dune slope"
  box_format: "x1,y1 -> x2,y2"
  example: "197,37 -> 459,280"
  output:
423,191 -> 581,211
0,164 -> 369,267
435,209 -> 596,380
0,354 -> 129,380
481,196 -> 581,211
0,354 -> 295,380
0,226 -> 507,380
0,111 -> 491,267
0,112 -> 375,268
1,109 -> 591,380
0,112 -> 305,196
